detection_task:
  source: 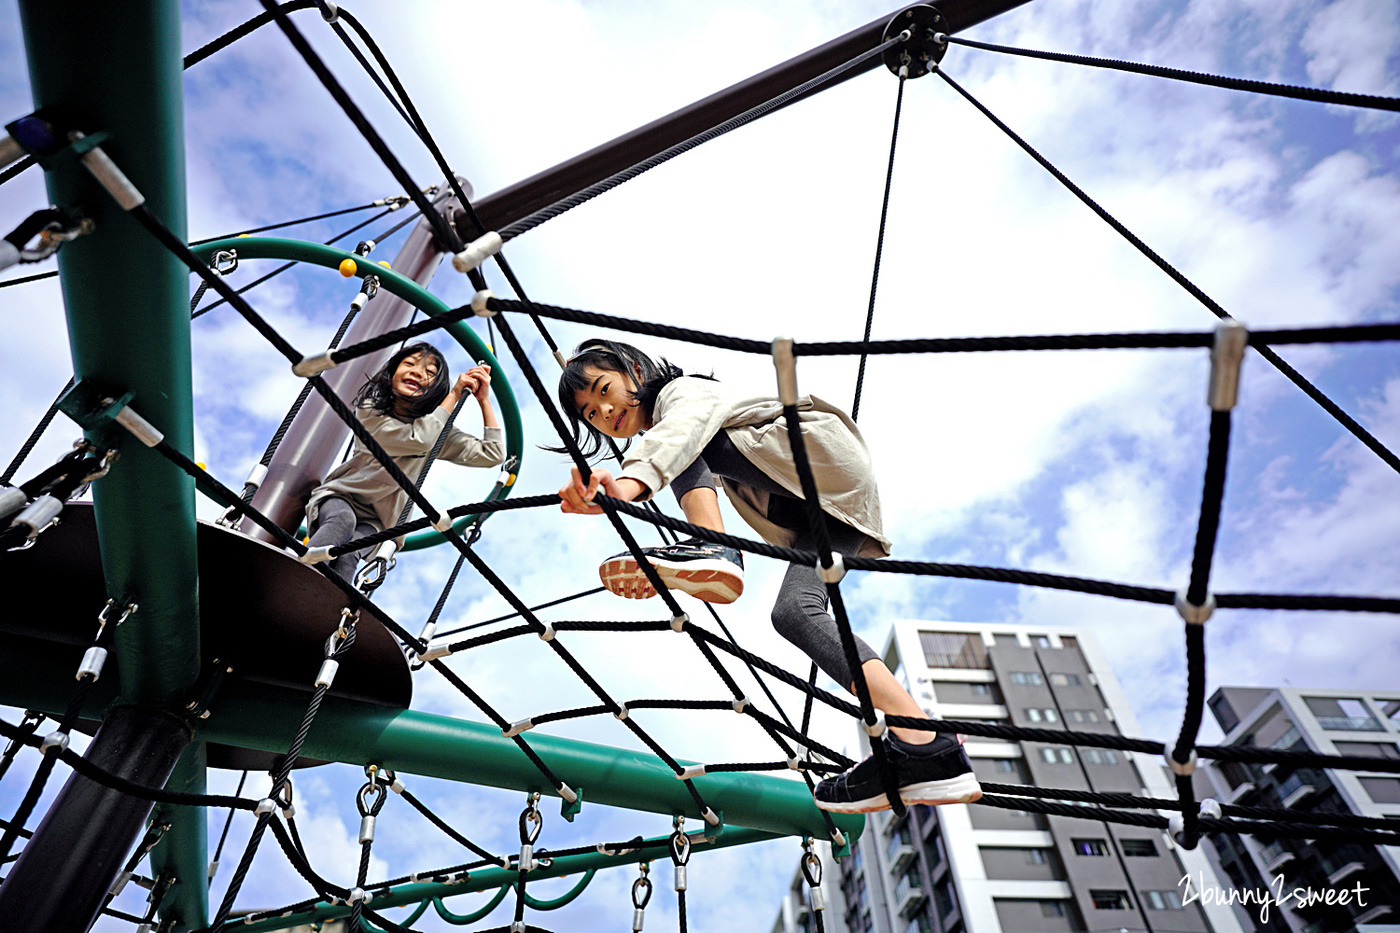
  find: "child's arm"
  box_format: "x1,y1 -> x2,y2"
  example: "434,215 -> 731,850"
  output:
439,365 -> 506,467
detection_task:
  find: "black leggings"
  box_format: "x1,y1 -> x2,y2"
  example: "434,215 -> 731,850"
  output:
771,514 -> 881,687
307,497 -> 377,582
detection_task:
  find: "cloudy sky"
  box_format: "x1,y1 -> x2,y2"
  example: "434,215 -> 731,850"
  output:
3,0 -> 1399,929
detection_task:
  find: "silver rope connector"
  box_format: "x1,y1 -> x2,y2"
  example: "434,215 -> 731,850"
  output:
504,718 -> 534,738
677,764 -> 706,780
12,494 -> 63,540
613,703 -> 630,721
0,486 -> 27,521
77,646 -> 108,681
1174,589 -> 1215,625
670,612 -> 688,633
39,732 -> 68,755
293,350 -> 338,378
113,405 -> 164,447
538,620 -> 556,642
863,711 -> 887,738
254,797 -> 276,816
71,131 -> 145,210
817,552 -> 846,584
452,231 -> 503,273
1208,319 -> 1248,411
417,642 -> 451,663
771,337 -> 799,406
299,546 -> 336,565
1166,749 -> 1197,776
315,658 -> 339,689
431,512 -> 454,533
631,862 -> 652,931
471,288 -> 496,317
731,696 -> 750,714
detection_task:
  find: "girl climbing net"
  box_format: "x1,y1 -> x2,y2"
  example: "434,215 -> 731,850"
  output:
553,338 -> 983,813
305,341 -> 506,581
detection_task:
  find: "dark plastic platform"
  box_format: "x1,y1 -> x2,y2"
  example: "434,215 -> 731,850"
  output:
0,502 -> 412,769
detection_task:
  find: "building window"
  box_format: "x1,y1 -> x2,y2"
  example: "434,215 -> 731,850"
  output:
1059,636 -> 1078,649
1026,708 -> 1059,723
1090,890 -> 1132,909
993,759 -> 1019,772
920,631 -> 990,669
1359,777 -> 1400,804
1121,838 -> 1158,857
1040,901 -> 1066,918
1144,890 -> 1184,910
970,683 -> 990,695
1032,635 -> 1052,648
1073,838 -> 1109,856
1041,747 -> 1074,764
1083,748 -> 1119,765
1333,740 -> 1400,759
1009,671 -> 1044,686
1048,672 -> 1083,686
1065,709 -> 1099,723
1024,848 -> 1047,864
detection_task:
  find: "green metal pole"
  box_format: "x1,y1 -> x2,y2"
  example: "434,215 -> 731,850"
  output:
226,826 -> 778,933
16,0 -> 207,928
196,679 -> 862,843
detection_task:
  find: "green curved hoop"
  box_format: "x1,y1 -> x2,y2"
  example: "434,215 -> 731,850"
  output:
358,896 -> 431,933
190,237 -> 524,551
433,883 -> 511,923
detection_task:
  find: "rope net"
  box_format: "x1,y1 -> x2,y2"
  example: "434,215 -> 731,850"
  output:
3,2 -> 1400,931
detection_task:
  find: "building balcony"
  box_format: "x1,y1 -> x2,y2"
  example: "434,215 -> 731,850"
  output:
1225,781 -> 1255,804
886,840 -> 915,873
1356,904 -> 1394,925
1315,715 -> 1383,732
1259,840 -> 1295,873
893,875 -> 927,918
1276,771 -> 1319,808
1323,847 -> 1368,885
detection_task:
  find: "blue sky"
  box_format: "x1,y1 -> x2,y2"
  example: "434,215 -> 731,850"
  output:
3,1 -> 1400,930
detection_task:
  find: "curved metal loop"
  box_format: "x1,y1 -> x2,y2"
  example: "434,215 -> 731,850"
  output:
518,793 -> 542,845
800,850 -> 822,887
357,778 -> 387,817
272,776 -> 294,811
668,825 -> 691,866
209,248 -> 239,276
631,863 -> 653,910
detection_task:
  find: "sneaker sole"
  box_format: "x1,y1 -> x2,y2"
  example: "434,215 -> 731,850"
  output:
814,774 -> 983,814
599,556 -> 743,604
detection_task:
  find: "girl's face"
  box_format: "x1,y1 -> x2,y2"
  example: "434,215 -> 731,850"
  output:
391,352 -> 439,404
573,365 -> 648,439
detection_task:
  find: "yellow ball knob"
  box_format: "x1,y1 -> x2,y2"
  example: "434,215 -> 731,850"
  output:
338,258 -> 358,277
377,260 -> 392,269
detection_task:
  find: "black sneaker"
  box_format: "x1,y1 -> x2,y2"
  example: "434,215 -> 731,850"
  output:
598,538 -> 745,604
813,733 -> 981,814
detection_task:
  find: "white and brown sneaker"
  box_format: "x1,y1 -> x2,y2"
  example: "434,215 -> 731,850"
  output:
598,539 -> 745,604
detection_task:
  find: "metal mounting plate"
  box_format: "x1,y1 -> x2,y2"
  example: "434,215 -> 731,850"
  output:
883,5 -> 950,78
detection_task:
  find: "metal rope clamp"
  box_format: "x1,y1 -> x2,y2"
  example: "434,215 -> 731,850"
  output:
518,793 -> 542,872
1174,589 -> 1215,625
357,774 -> 387,845
669,817 -> 691,893
630,862 -> 652,932
801,838 -> 825,913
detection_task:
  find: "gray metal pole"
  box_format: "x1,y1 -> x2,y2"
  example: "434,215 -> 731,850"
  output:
240,183 -> 468,542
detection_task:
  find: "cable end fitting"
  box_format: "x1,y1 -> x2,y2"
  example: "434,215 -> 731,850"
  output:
431,513 -> 454,533
78,646 -> 108,682
452,231 -> 503,274
318,0 -> 339,23
1175,589 -> 1215,625
1199,797 -> 1222,819
863,712 -> 887,738
731,696 -> 750,714
670,612 -> 688,633
74,134 -> 145,211
293,350 -> 338,378
504,718 -> 534,738
613,703 -> 630,721
299,546 -> 335,565
701,807 -> 720,826
678,764 -> 706,780
254,797 -> 277,816
538,620 -> 556,642
417,642 -> 451,663
817,553 -> 846,584
1166,749 -> 1197,776
1208,318 -> 1248,411
113,406 -> 164,447
771,337 -> 799,406
471,288 -> 496,317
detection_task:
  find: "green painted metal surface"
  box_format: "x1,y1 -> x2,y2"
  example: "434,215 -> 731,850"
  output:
152,742 -> 212,932
227,828 -> 774,933
190,237 -> 525,551
195,679 -> 862,842
18,0 -> 207,927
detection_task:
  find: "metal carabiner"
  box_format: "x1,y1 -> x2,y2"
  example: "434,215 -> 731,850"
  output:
210,248 -> 239,276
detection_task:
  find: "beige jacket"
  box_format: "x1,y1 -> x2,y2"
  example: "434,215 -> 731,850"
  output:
619,376 -> 891,558
307,403 -> 506,534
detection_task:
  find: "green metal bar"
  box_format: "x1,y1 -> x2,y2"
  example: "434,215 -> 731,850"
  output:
150,741 -> 211,933
190,237 -> 524,550
18,1 -> 207,928
433,884 -> 510,924
0,643 -> 861,847
194,679 -> 862,841
227,828 -> 774,933
524,868 -> 595,909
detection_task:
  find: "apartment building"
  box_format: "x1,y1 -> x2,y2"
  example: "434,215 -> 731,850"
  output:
803,621 -> 1242,933
1194,686 -> 1400,932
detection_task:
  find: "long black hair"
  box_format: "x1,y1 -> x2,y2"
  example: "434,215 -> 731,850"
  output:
550,338 -> 709,460
353,341 -> 449,419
